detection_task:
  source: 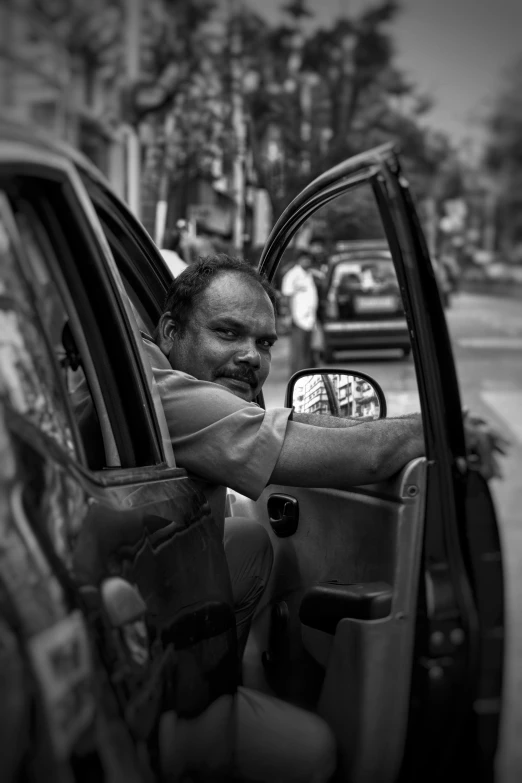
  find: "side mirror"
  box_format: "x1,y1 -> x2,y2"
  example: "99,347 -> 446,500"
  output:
285,369 -> 387,421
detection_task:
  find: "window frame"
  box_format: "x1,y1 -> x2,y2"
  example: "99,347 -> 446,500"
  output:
6,192 -> 121,468
0,157 -> 166,470
80,172 -> 172,329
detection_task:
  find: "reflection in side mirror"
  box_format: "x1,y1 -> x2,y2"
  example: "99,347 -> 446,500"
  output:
286,370 -> 387,421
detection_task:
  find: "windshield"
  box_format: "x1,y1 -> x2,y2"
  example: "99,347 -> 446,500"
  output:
330,258 -> 396,291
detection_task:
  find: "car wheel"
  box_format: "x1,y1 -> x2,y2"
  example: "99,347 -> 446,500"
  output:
402,346 -> 412,358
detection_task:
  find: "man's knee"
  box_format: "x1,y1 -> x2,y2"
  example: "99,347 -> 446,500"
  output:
235,687 -> 337,782
224,516 -> 274,586
303,717 -> 337,783
284,708 -> 337,783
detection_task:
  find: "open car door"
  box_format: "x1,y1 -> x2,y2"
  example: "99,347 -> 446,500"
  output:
230,143 -> 504,783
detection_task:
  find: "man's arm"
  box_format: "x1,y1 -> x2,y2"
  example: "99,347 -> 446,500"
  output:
292,411 -> 400,429
269,414 -> 424,488
288,410 -> 511,483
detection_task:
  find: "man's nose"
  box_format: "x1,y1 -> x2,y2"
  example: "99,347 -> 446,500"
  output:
236,341 -> 261,367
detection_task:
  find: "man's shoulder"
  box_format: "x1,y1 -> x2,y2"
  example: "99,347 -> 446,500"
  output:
142,335 -> 172,371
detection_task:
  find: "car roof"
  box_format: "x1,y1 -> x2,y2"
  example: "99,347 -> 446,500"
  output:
329,249 -> 393,265
0,118 -> 111,188
334,239 -> 389,252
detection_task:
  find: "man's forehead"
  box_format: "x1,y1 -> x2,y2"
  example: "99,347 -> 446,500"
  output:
200,271 -> 273,311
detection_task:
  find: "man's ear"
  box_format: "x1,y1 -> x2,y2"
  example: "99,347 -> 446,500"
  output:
156,312 -> 177,356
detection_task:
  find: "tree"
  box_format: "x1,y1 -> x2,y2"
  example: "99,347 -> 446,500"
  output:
484,54 -> 522,254
241,1 -> 455,221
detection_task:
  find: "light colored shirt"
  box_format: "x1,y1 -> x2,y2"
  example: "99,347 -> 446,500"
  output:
281,264 -> 318,331
143,338 -> 292,535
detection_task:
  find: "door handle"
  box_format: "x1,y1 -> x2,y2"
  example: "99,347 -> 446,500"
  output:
267,494 -> 299,538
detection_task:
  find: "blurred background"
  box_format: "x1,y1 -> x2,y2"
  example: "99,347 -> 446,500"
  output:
2,0 -> 522,277
2,1 -> 522,780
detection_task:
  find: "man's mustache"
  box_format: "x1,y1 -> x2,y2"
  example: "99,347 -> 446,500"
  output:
218,369 -> 259,387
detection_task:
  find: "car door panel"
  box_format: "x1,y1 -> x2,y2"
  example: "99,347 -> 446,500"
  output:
73,141 -> 503,780
8,360 -> 239,776
258,144 -> 503,781
3,408 -> 148,782
73,471 -> 237,715
231,454 -> 426,771
1,160 -> 240,781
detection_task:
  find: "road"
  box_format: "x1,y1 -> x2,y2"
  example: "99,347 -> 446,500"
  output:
263,291 -> 522,782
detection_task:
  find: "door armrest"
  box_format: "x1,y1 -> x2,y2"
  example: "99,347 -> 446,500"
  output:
299,582 -> 392,634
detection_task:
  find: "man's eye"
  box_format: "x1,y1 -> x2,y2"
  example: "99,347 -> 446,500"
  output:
259,340 -> 274,350
218,329 -> 236,338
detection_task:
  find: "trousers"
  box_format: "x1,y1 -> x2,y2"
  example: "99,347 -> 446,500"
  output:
160,516 -> 337,781
224,515 -> 274,661
290,324 -> 313,376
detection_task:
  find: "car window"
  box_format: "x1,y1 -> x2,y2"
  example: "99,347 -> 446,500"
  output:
78,178 -> 177,468
0,193 -> 78,456
5,193 -> 121,469
330,262 -> 362,290
1,173 -> 164,469
272,181 -> 422,418
330,259 -> 398,293
80,177 -> 169,335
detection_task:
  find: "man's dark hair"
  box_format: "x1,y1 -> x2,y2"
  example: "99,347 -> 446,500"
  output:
162,254 -> 277,335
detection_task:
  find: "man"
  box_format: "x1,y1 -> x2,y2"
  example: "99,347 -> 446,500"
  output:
145,254 -> 507,781
139,254 -> 427,782
309,236 -> 329,274
281,249 -> 319,375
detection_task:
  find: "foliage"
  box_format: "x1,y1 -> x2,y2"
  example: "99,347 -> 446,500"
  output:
238,0 -> 456,234
26,0 -> 458,242
29,0 -> 122,79
484,54 -> 522,248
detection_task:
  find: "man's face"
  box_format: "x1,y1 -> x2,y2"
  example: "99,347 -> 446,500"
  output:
159,271 -> 277,403
297,253 -> 312,270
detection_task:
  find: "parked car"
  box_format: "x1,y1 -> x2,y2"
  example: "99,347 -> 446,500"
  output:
320,242 -> 411,359
0,124 -> 504,783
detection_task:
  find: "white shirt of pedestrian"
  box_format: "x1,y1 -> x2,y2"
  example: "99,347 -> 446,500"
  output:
282,264 -> 318,332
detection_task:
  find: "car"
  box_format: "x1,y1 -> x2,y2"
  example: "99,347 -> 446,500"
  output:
0,124 -> 504,783
320,241 -> 411,360
431,256 -> 452,308
0,122 -> 238,782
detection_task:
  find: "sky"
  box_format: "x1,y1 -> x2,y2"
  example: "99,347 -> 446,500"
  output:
243,0 -> 522,154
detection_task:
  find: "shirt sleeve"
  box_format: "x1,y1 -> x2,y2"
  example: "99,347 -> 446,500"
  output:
144,339 -> 292,500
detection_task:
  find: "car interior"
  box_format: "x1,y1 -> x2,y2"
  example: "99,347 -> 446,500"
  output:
0,135 -> 502,780
227,455 -> 427,781
97,249 -> 427,781
86,184 -> 430,782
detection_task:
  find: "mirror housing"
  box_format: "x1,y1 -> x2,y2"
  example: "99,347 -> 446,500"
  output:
285,369 -> 387,421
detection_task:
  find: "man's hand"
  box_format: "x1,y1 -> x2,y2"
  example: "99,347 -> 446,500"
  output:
463,410 -> 511,481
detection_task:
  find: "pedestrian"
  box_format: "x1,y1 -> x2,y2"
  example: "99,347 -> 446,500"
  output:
281,249 -> 319,375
